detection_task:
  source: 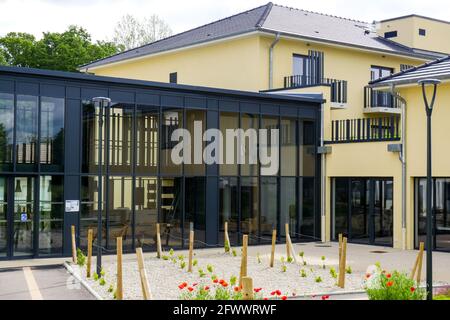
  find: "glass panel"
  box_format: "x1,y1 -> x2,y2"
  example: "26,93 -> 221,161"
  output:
135,177 -> 158,248
436,179 -> 450,251
260,177 -> 278,243
185,110 -> 206,175
108,105 -> 133,175
350,179 -> 369,243
416,179 -> 427,247
16,95 -> 38,171
280,177 -> 296,240
374,180 -> 393,246
300,177 -> 316,240
160,177 -> 183,248
0,177 -> 7,257
40,97 -> 65,171
0,93 -> 14,171
108,176 -> 133,250
185,177 -> 206,247
241,177 -> 258,245
333,178 -> 349,239
161,109 -> 183,175
281,118 -> 297,176
136,105 -> 158,175
299,120 -> 316,177
80,176 -> 106,249
13,177 -> 34,256
82,102 -> 105,174
219,177 -> 238,246
241,113 -> 259,176
260,116 -> 279,176
220,112 -> 238,176
39,176 -> 63,256
293,55 -> 310,85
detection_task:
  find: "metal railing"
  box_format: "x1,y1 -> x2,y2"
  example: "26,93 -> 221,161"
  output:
329,116 -> 401,144
284,75 -> 348,104
364,86 -> 403,109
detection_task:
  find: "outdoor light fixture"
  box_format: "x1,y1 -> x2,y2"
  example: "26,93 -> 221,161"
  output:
91,97 -> 112,276
418,78 -> 441,301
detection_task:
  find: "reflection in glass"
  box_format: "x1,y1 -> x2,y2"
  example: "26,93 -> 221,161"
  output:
185,177 -> 206,247
13,177 -> 34,256
160,178 -> 183,248
219,177 -> 238,246
260,177 -> 278,243
350,179 -> 369,242
39,176 -> 63,255
136,106 -> 158,175
241,113 -> 259,176
241,177 -> 258,245
299,120 -> 316,177
40,97 -> 65,171
281,118 -> 297,176
108,105 -> 133,174
333,179 -> 349,239
0,177 -> 7,257
108,176 -> 133,250
260,116 -> 279,176
16,95 -> 38,170
280,178 -> 296,240
135,177 -> 158,248
82,102 -> 105,173
161,109 -> 183,175
0,93 -> 14,170
374,180 -> 393,246
300,177 -> 315,240
220,112 -> 238,176
185,110 -> 206,175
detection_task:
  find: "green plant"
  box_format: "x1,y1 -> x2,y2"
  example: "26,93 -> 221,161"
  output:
346,266 -> 352,274
364,267 -> 426,300
178,254 -> 185,261
169,248 -> 175,256
300,269 -> 307,278
256,253 -> 262,264
224,240 -> 230,253
99,278 -> 106,286
162,255 -> 169,261
100,268 -> 106,277
108,285 -> 114,293
280,256 -> 285,264
229,275 -> 237,286
321,256 -> 326,269
330,267 -> 337,279
281,265 -> 287,273
298,251 -> 306,266
206,264 -> 214,273
198,269 -> 206,278
76,249 -> 86,267
113,290 -> 117,300
180,261 -> 186,269
287,256 -> 294,264
193,259 -> 198,267
315,276 -> 323,283
232,249 -> 237,257
93,272 -> 99,281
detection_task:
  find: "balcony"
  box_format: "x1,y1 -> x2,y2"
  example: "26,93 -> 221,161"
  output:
364,87 -> 403,115
328,116 -> 401,144
284,75 -> 348,105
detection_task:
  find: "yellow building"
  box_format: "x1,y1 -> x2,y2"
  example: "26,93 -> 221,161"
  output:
80,3 -> 450,251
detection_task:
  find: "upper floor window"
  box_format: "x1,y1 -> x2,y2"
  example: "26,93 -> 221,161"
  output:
293,54 -> 310,85
384,31 -> 398,39
169,72 -> 178,84
371,66 -> 394,81
419,29 -> 426,36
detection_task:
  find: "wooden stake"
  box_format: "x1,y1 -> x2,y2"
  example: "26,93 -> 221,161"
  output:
242,277 -> 254,300
136,247 -> 152,300
71,225 -> 77,264
224,222 -> 231,253
270,229 -> 276,268
239,235 -> 248,287
285,224 -> 291,259
188,230 -> 194,272
156,223 -> 162,259
116,237 -> 123,300
338,233 -> 343,262
416,242 -> 425,284
87,229 -> 93,278
338,237 -> 347,288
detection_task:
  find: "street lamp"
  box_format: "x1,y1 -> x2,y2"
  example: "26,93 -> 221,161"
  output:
418,78 -> 441,301
91,97 -> 111,276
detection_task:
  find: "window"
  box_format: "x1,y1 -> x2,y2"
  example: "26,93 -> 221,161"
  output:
419,29 -> 426,36
260,177 -> 278,242
280,177 -> 297,239
384,31 -> 398,39
16,95 -> 38,171
219,177 -> 238,246
160,177 -> 183,248
40,97 -> 65,171
299,120 -> 316,177
108,104 -> 134,175
136,105 -> 158,175
293,54 -> 310,85
169,72 -> 177,84
220,112 -> 239,176
240,177 -> 258,245
241,113 -> 259,176
281,118 -> 297,176
135,177 -> 158,248
185,177 -> 206,247
0,93 -> 14,171
400,64 -> 414,72
161,109 -> 183,175
371,66 -> 394,81
185,110 -> 206,175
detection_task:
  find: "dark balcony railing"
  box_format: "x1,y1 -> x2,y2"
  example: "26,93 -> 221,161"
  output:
329,116 -> 401,144
364,86 -> 403,109
284,75 -> 348,104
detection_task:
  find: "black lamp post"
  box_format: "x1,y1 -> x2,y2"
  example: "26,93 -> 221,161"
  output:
92,97 -> 111,276
418,78 -> 441,301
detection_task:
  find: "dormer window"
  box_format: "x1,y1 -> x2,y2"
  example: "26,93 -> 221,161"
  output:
419,29 -> 426,36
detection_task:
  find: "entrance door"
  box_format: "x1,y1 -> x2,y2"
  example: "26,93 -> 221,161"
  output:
0,176 -> 36,259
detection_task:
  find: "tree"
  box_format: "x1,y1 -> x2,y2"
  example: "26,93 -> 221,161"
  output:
0,48 -> 8,66
0,26 -> 122,72
113,14 -> 172,51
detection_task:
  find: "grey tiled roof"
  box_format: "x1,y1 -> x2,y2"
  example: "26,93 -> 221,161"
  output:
80,2 -> 443,70
370,55 -> 450,87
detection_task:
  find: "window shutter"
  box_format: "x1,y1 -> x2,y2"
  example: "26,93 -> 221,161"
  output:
308,50 -> 324,85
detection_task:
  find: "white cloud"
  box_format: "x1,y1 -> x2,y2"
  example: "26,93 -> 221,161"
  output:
0,0 -> 449,40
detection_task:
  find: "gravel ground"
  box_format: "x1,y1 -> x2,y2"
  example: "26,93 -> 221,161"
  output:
73,247 -> 368,300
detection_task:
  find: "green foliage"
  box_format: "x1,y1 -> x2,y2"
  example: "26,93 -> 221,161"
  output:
321,256 -> 326,269
434,295 -> 450,300
346,266 -> 352,274
0,26 -> 121,71
329,267 -> 337,279
229,275 -> 237,286
198,269 -> 206,278
108,285 -> 114,293
365,270 -> 426,300
232,249 -> 237,257
162,255 -> 169,261
178,255 -> 185,261
206,264 -> 214,273
169,248 -> 175,256
280,256 -> 285,264
100,268 -> 106,277
193,259 -> 198,267
76,249 -> 86,267
99,278 -> 106,286
224,240 -> 230,253
180,261 -> 186,269
300,269 -> 307,278
281,265 -> 287,273
287,256 -> 294,264
93,272 -> 99,281
315,276 -> 323,283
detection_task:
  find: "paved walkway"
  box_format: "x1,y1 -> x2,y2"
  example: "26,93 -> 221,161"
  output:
0,265 -> 95,300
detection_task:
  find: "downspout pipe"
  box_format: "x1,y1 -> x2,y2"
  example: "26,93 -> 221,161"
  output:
269,33 -> 281,90
389,84 -> 408,250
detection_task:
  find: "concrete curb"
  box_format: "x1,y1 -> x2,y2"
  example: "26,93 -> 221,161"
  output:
64,262 -> 103,300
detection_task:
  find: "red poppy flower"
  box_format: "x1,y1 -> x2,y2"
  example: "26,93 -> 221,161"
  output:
219,279 -> 225,284
281,296 -> 288,301
365,274 -> 371,279
213,279 -> 219,284
321,295 -> 330,300
386,274 -> 392,279
192,283 -> 198,287
264,298 -> 269,301
178,284 -> 185,290
187,287 -> 194,292
204,286 -> 210,291
254,288 -> 262,293
234,286 -> 240,292
270,291 -> 276,296
386,281 -> 394,287
275,290 -> 282,296
221,282 -> 229,288
410,287 -> 416,293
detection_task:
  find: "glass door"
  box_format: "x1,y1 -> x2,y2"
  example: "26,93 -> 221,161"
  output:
13,176 -> 35,257
0,177 -> 7,258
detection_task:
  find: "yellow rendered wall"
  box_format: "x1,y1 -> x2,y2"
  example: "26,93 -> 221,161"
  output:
90,35 -> 262,92
378,16 -> 450,54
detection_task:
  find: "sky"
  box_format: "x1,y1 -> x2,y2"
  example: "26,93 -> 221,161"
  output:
1,0 -> 450,41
